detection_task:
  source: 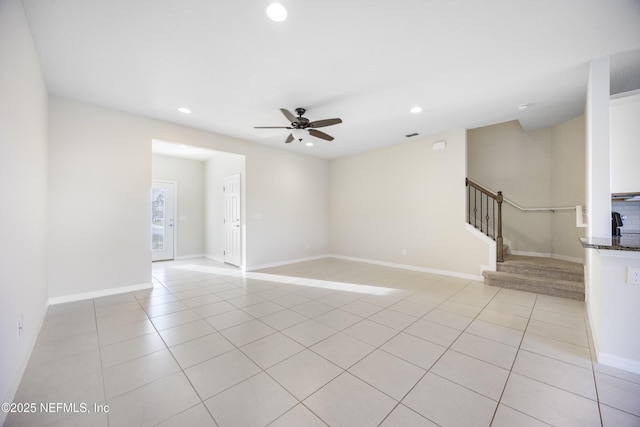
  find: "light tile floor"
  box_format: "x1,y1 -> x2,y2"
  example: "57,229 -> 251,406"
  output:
6,257 -> 640,426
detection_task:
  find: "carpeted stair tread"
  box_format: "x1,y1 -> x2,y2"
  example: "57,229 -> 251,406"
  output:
497,255 -> 584,282
483,255 -> 585,301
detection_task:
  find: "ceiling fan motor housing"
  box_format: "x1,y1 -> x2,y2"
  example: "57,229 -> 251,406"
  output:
253,107 -> 342,143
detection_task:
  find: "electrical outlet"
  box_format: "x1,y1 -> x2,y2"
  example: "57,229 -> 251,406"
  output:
402,249 -> 407,256
628,267 -> 640,285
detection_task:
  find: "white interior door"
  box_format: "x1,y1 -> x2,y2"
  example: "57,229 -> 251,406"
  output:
224,174 -> 241,266
151,181 -> 176,261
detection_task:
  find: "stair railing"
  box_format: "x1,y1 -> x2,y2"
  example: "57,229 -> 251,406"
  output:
465,178 -> 504,262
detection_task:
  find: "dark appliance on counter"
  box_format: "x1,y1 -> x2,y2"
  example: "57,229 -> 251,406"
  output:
612,211 -> 623,236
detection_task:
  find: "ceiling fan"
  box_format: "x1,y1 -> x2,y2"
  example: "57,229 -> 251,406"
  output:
254,108 -> 343,143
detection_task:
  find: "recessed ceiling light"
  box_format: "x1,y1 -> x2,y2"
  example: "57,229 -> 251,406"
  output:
517,103 -> 532,111
266,3 -> 287,22
410,106 -> 423,114
177,107 -> 191,114
305,142 -> 314,147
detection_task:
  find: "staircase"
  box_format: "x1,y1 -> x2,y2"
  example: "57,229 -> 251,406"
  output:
465,179 -> 585,301
482,254 -> 585,301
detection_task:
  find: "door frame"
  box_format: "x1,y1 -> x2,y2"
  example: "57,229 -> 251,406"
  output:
151,179 -> 177,261
223,173 -> 242,267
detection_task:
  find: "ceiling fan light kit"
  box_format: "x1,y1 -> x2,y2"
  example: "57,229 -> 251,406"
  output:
254,108 -> 343,144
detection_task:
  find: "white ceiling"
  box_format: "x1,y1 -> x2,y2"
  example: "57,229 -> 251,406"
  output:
21,0 -> 640,159
152,139 -> 226,161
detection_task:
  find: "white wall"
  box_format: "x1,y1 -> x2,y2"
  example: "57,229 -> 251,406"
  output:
467,121 -> 553,255
0,0 -> 49,419
468,118 -> 586,262
330,130 -> 489,278
585,57 -> 611,355
48,100 -> 152,298
48,97 -> 330,296
246,144 -> 330,269
152,154 -> 205,258
550,115 -> 586,261
585,58 -> 640,374
597,251 -> 640,373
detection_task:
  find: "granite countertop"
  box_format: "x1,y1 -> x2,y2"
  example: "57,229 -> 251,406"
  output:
580,235 -> 640,251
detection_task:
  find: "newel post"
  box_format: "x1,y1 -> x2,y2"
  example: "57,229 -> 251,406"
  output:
496,191 -> 504,262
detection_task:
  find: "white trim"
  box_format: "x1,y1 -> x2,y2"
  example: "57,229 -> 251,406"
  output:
48,282 -> 152,305
597,249 -> 640,260
246,254 -> 330,271
551,254 -> 585,264
328,254 -> 483,281
0,301 -> 49,427
152,179 -> 177,262
587,304 -> 601,360
598,352 -> 640,375
247,253 -> 486,282
223,173 -> 243,268
510,250 -> 584,265
610,88 -> 640,102
175,253 -> 207,260
511,250 -> 553,258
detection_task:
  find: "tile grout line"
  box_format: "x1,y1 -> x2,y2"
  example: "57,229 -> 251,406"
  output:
584,305 -> 605,427
141,273 -> 221,426
20,259 -> 621,426
93,297 -> 111,427
487,291 -> 542,426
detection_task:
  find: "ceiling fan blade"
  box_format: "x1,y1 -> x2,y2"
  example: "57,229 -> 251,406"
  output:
308,129 -> 334,141
280,109 -> 299,124
254,126 -> 293,129
308,118 -> 342,128
284,133 -> 294,143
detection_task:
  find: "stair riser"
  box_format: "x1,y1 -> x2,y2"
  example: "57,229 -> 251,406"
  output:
484,278 -> 584,301
484,274 -> 583,293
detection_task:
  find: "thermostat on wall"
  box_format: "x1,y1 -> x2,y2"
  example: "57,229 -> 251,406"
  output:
433,140 -> 446,150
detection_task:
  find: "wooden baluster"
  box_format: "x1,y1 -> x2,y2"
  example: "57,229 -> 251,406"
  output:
496,191 -> 504,262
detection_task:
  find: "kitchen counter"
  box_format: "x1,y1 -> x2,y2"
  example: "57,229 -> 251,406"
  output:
580,235 -> 640,251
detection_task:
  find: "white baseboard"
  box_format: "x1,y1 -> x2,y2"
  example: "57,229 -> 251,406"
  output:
511,250 -> 552,258
597,352 -> 640,375
247,254 -> 330,271
510,250 -> 584,265
550,254 -> 585,264
480,264 -> 495,273
48,282 -> 153,305
1,300 -> 49,427
586,303 -> 601,358
175,253 -> 206,260
328,254 -> 484,282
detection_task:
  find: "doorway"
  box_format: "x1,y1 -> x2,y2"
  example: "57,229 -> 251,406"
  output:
224,174 -> 242,266
151,180 -> 176,261
151,139 -> 246,267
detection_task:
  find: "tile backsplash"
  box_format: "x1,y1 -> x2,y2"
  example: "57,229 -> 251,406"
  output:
612,201 -> 640,233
